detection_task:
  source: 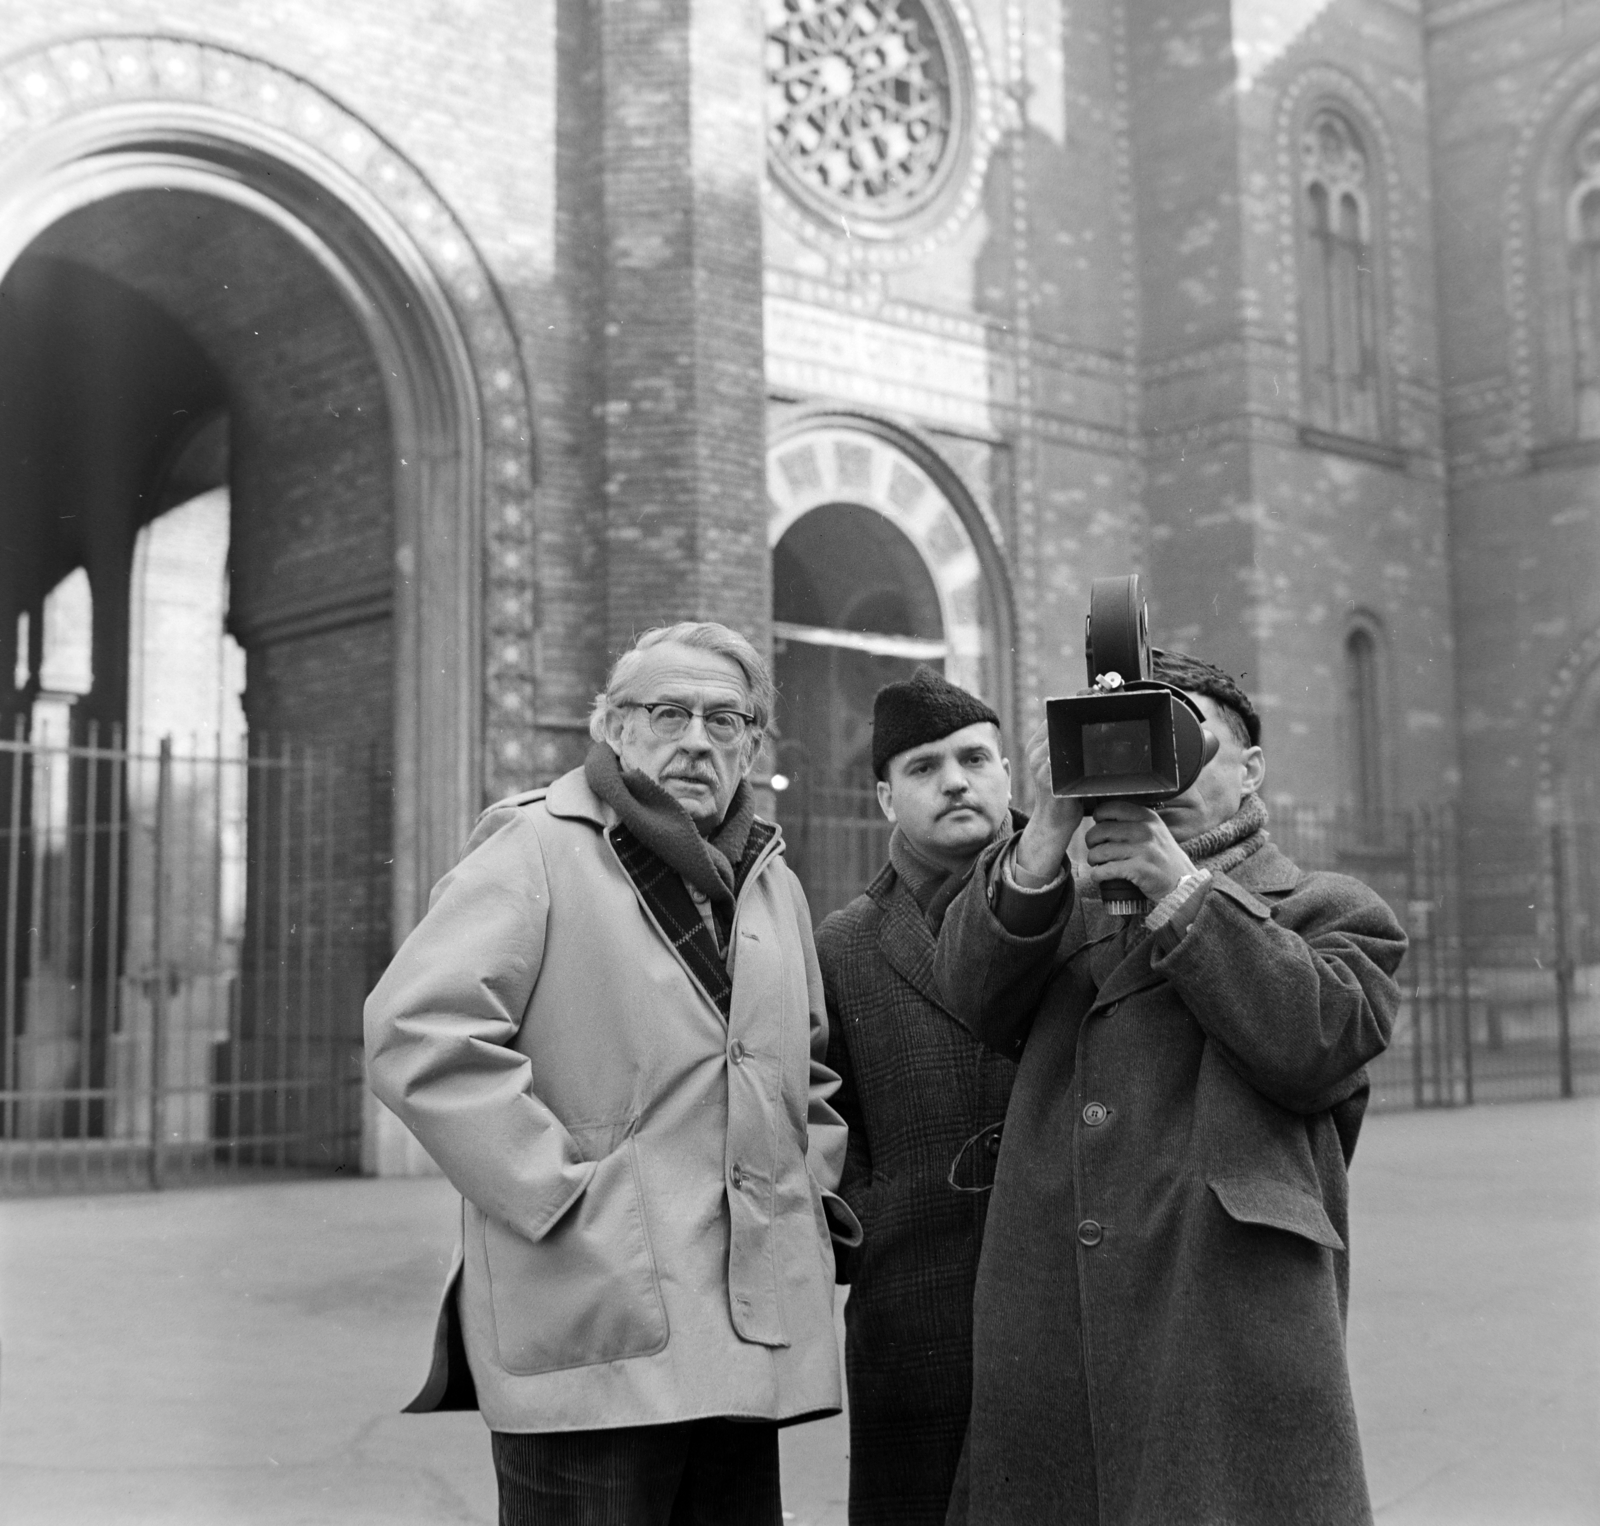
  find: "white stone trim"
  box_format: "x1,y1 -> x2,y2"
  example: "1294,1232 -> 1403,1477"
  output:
767,424 -> 992,695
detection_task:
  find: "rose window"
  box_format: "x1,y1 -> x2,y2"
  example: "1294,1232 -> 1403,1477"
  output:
765,0 -> 957,230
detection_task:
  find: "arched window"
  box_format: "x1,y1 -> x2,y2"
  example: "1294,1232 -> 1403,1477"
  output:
1345,624 -> 1386,839
1568,113 -> 1600,436
1301,109 -> 1380,440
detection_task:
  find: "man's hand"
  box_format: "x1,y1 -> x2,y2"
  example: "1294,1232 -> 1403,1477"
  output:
1084,799 -> 1195,902
1014,719 -> 1084,882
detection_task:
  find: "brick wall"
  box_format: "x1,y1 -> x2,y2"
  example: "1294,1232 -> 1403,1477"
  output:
1428,0 -> 1600,934
5,0 -> 1590,908
596,0 -> 770,659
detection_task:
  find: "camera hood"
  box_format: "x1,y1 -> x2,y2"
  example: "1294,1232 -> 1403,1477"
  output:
1046,680 -> 1214,802
1045,574 -> 1221,803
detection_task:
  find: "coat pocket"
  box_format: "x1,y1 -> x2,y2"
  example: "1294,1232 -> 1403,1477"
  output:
483,1134 -> 669,1375
1208,1174 -> 1345,1251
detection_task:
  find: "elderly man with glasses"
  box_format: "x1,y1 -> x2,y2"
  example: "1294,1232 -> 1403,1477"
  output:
366,621 -> 860,1526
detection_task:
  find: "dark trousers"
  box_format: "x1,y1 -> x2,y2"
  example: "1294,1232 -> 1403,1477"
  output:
491,1418 -> 783,1526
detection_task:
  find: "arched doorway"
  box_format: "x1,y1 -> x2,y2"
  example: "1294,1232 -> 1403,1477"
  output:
0,52 -> 517,1185
767,419 -> 1008,915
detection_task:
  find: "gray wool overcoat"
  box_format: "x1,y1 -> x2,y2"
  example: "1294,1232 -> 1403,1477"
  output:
816,858 -> 1016,1526
933,836 -> 1407,1526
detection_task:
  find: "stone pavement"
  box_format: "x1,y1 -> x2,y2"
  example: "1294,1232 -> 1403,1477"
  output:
1,1099 -> 1595,1526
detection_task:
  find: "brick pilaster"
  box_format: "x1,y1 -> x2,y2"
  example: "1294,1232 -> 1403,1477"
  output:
597,0 -> 771,656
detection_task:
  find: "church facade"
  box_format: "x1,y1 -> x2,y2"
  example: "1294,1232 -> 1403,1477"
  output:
0,0 -> 1594,1169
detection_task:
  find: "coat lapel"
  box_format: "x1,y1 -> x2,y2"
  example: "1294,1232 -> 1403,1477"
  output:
1081,897 -> 1166,1011
872,872 -> 954,1017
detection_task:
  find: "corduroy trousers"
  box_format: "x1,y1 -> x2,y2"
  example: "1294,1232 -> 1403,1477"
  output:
490,1419 -> 782,1526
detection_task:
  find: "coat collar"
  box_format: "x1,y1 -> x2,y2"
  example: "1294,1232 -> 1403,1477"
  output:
544,765 -> 612,827
1220,837 -> 1301,895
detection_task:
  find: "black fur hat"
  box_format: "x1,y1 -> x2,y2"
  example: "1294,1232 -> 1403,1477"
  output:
872,666 -> 1001,779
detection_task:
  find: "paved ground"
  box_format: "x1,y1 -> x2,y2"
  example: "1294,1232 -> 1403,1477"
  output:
1,1099 -> 1596,1526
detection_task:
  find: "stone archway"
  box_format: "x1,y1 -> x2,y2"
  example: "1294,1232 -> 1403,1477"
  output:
0,36 -> 537,926
0,38 -> 537,1176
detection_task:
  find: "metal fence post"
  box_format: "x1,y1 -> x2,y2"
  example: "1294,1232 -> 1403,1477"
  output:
1451,805 -> 1474,1107
1406,812 -> 1426,1107
149,737 -> 171,1189
1551,822 -> 1575,1101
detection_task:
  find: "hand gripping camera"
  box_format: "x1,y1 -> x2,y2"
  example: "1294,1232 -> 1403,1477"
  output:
1044,575 -> 1219,916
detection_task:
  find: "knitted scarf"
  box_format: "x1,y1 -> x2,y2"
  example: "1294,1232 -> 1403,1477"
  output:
584,742 -> 770,1018
584,741 -> 756,911
1177,790 -> 1269,876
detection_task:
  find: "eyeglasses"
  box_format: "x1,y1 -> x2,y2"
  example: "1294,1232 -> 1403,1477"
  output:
624,701 -> 757,746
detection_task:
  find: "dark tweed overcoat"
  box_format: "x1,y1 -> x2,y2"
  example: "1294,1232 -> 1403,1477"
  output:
934,837 -> 1407,1526
816,857 -> 1017,1526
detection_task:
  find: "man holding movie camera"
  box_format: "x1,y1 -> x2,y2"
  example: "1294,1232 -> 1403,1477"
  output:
934,647 -> 1407,1526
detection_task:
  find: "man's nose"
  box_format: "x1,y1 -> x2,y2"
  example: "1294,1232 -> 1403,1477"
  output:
939,763 -> 970,794
677,714 -> 714,750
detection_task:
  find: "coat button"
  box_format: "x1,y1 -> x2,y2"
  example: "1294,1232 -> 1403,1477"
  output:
985,1127 -> 1002,1157
729,1040 -> 746,1064
1077,1219 -> 1104,1247
730,1164 -> 745,1190
1082,1102 -> 1109,1127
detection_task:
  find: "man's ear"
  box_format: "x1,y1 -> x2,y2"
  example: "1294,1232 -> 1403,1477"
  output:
1242,745 -> 1266,796
875,777 -> 897,825
602,706 -> 626,749
1001,755 -> 1013,801
738,732 -> 761,779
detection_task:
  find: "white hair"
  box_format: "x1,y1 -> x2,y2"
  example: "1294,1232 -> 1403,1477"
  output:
588,622 -> 775,743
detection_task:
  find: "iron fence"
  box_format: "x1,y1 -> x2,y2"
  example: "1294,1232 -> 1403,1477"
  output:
1273,804 -> 1599,1110
0,720 -> 387,1195
774,772 -> 893,921
778,778 -> 1600,1112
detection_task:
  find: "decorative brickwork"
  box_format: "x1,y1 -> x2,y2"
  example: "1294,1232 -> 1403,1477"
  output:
1504,39 -> 1600,458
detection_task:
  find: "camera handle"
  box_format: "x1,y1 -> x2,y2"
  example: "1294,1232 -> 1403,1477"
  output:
1098,878 -> 1150,919
1087,803 -> 1150,918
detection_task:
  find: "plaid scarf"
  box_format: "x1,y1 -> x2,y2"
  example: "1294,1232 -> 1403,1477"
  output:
584,743 -> 774,1018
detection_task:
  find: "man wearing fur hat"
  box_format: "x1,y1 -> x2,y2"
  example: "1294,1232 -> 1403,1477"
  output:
934,651 -> 1407,1526
814,666 -> 1019,1525
366,621 -> 859,1524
